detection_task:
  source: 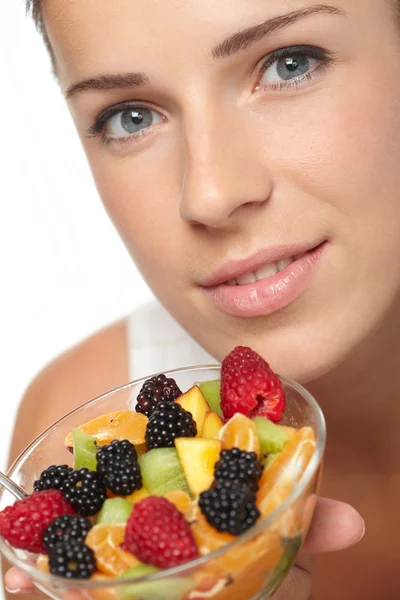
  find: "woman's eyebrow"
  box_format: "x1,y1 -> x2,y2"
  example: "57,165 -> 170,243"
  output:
66,72 -> 150,99
212,4 -> 346,59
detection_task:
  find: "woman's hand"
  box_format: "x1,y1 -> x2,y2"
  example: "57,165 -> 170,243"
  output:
4,497 -> 364,599
273,497 -> 365,599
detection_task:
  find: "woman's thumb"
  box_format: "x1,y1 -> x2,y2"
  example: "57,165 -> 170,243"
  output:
5,567 -> 38,595
302,497 -> 365,554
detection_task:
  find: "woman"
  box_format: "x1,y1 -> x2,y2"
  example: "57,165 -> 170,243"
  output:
5,0 -> 400,597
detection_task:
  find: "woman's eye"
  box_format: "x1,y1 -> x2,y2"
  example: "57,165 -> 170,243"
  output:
261,54 -> 317,84
257,46 -> 333,90
105,107 -> 163,138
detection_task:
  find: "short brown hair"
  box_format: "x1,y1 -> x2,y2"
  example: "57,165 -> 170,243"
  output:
26,0 -> 53,61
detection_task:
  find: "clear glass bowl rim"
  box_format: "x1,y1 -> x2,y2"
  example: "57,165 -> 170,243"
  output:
0,364 -> 326,590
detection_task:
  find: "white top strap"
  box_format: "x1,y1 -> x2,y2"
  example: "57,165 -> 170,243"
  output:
126,301 -> 215,381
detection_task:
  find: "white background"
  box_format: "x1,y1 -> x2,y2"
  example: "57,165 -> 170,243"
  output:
0,5 -> 153,470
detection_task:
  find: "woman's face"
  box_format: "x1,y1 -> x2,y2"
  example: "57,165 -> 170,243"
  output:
44,0 -> 400,381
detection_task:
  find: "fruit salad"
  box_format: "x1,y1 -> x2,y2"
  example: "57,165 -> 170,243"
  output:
0,346 -> 319,600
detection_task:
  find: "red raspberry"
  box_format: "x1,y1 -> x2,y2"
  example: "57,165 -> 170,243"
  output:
0,490 -> 75,554
221,346 -> 285,422
122,496 -> 198,568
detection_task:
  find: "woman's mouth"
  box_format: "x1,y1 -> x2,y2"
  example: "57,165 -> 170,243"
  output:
202,242 -> 328,318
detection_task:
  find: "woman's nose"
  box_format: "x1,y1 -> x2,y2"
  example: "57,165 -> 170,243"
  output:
179,108 -> 273,230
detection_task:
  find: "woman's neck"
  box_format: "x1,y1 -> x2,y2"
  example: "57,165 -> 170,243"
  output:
308,303 -> 400,468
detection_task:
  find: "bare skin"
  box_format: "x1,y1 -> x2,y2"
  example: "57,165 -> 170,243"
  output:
8,320 -> 129,462
2,322 -> 129,600
5,0 -> 400,597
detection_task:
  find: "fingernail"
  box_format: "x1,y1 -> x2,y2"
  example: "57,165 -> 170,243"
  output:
5,588 -> 35,595
357,517 -> 366,542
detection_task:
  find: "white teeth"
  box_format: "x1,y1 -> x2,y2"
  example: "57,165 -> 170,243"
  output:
277,257 -> 294,272
236,271 -> 257,285
225,256 -> 296,286
255,263 -> 278,280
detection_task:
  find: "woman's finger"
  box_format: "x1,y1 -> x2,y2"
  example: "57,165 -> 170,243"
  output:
272,498 -> 364,599
4,567 -> 37,595
272,562 -> 314,600
301,497 -> 365,554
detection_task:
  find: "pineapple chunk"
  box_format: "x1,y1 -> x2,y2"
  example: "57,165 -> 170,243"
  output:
176,386 -> 210,436
202,411 -> 224,439
175,438 -> 221,496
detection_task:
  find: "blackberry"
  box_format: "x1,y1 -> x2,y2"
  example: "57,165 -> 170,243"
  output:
214,448 -> 263,492
48,541 -> 96,579
33,465 -> 74,493
145,401 -> 197,450
61,468 -> 106,517
135,374 -> 182,418
96,439 -> 142,496
42,515 -> 92,552
198,480 -> 260,535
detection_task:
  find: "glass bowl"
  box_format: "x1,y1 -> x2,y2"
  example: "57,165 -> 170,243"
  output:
0,365 -> 326,600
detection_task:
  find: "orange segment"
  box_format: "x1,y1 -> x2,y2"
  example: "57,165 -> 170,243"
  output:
125,487 -> 150,504
65,411 -> 148,448
107,486 -> 149,503
203,530 -> 283,599
187,575 -> 233,599
191,507 -> 281,577
191,507 -> 235,556
89,574 -> 118,600
273,480 -> 319,539
218,413 -> 261,457
86,524 -> 139,576
165,490 -> 193,514
257,426 -> 316,517
92,573 -> 113,581
135,443 -> 147,456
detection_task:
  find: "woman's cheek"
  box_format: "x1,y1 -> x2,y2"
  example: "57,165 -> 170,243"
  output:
88,143 -> 182,266
264,71 -> 400,222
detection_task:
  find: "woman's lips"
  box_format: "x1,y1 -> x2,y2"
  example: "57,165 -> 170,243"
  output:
202,242 -> 328,318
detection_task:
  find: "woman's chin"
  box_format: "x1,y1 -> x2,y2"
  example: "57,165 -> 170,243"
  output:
246,328 -> 358,387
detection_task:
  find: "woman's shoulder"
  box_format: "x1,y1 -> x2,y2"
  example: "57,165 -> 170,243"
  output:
18,301 -> 179,426
9,316 -> 129,462
38,317 -> 130,407
9,301 -> 211,462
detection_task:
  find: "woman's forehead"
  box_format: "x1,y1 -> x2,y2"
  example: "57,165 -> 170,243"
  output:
41,0 -> 379,83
